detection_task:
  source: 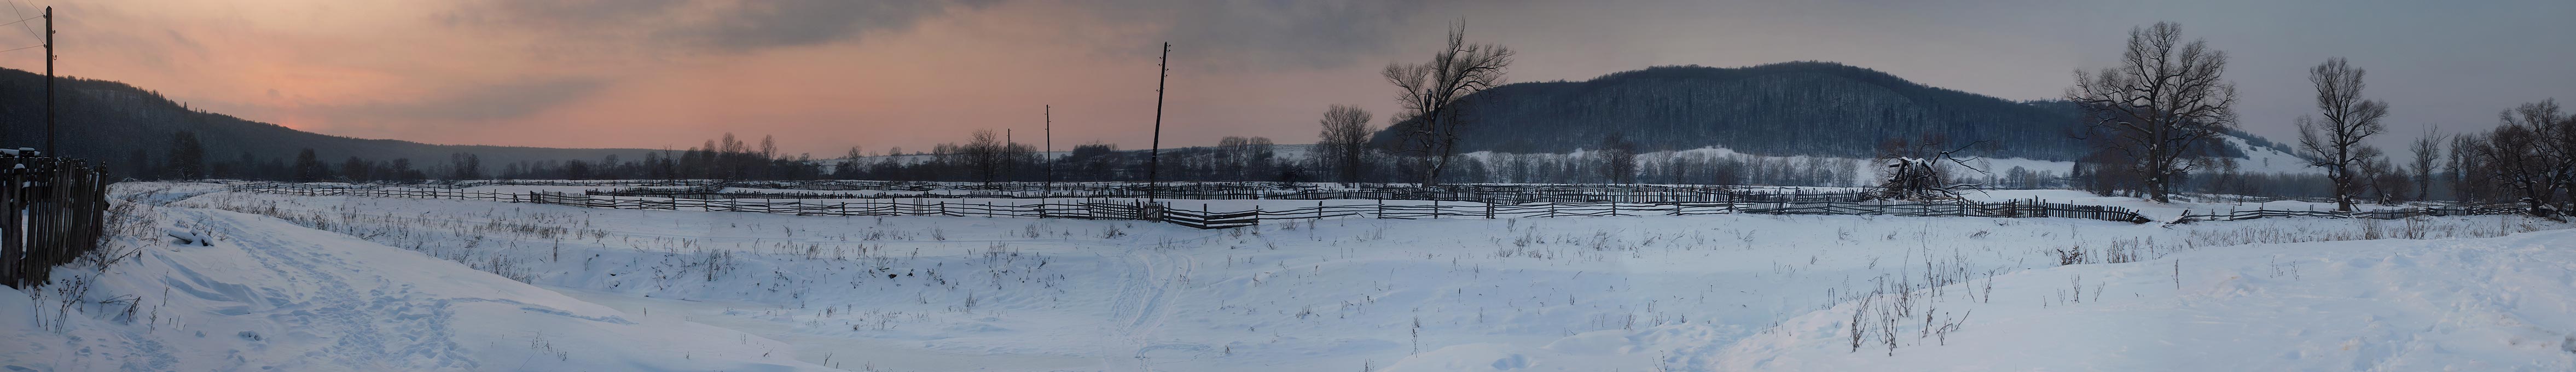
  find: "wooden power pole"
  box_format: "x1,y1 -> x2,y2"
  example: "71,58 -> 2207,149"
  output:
1147,42 -> 1169,199
44,6 -> 54,155
1043,104 -> 1052,192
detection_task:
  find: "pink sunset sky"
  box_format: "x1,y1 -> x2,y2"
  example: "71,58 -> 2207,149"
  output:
0,0 -> 2567,156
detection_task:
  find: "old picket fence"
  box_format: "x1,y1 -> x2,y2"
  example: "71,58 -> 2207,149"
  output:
230,183 -> 2155,228
4,155 -> 112,288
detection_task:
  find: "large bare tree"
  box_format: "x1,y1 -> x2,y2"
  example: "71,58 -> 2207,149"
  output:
2475,100 -> 2572,214
1315,104 -> 1376,184
2295,57 -> 2391,211
1385,21 -> 1513,185
2066,22 -> 2238,203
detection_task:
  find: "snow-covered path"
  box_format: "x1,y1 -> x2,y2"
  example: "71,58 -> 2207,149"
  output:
3,196 -> 832,371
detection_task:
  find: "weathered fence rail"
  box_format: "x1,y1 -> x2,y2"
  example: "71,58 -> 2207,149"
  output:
4,155 -> 111,288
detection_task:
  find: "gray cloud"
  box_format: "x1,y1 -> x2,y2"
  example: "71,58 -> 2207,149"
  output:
443,0 -> 1446,71
672,0 -> 989,52
443,0 -> 992,56
1137,0 -> 1441,70
314,78 -> 608,123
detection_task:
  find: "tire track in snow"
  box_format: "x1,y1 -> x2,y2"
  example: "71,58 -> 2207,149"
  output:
181,207 -> 478,370
1100,234 -> 1209,371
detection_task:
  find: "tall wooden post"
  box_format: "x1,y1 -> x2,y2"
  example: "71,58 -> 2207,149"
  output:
1147,42 -> 1169,200
1043,104 -> 1052,193
44,7 -> 55,155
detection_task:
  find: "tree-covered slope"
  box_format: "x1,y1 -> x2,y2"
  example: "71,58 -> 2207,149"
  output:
1373,62 -> 2136,160
0,68 -> 657,178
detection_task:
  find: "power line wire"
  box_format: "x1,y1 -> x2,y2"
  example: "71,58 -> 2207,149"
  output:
0,14 -> 37,27
3,0 -> 36,40
0,43 -> 39,53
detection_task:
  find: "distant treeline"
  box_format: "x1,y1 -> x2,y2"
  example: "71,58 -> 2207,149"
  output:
129,128 -> 2336,198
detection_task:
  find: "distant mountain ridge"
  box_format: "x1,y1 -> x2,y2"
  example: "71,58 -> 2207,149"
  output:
1372,61 -> 2257,161
0,68 -> 659,178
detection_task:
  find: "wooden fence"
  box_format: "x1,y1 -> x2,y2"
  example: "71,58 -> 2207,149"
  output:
4,155 -> 111,288
2175,205 -> 2525,223
232,183 -> 2154,228
583,183 -> 1873,205
402,179 -> 1870,205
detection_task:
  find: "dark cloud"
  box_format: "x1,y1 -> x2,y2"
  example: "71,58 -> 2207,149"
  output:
442,0 -> 1443,70
1144,0 -> 1437,70
315,78 -> 607,123
443,0 -> 991,55
672,0 -> 991,52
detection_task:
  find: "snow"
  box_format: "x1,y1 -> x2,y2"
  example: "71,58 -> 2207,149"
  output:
2222,135 -> 2322,175
9,182 -> 2571,371
0,184 -> 831,371
1961,188 -> 2425,222
1466,133 -> 2316,187
1708,228 -> 2576,371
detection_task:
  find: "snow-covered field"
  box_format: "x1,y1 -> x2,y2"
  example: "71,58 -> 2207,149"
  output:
7,182 -> 2571,371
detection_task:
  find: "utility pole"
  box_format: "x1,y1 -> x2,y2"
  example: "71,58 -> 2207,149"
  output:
1043,104 -> 1052,193
1148,42 -> 1169,199
44,6 -> 54,155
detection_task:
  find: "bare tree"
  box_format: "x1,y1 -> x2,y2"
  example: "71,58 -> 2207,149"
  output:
1316,104 -> 1376,184
2447,133 -> 2490,204
964,129 -> 1007,183
1385,21 -> 1513,185
2408,127 -> 2440,201
2066,22 -> 2238,203
2295,57 -> 2392,211
2363,156 -> 2407,205
448,153 -> 482,180
1595,133 -> 1637,184
2475,100 -> 2572,214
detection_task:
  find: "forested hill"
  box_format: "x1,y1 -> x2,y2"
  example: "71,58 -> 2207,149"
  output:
1371,61 -> 2206,161
0,68 -> 658,178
